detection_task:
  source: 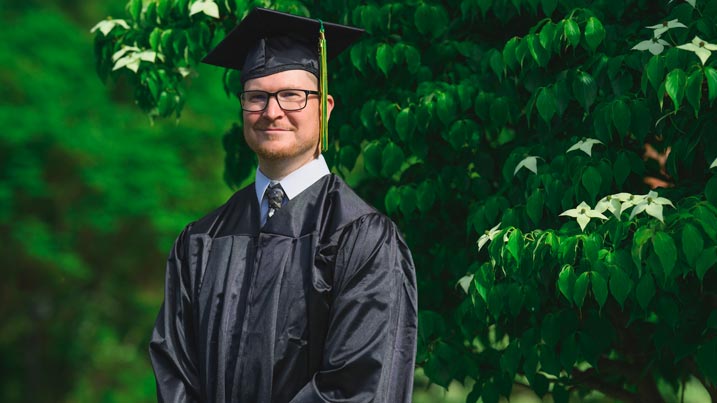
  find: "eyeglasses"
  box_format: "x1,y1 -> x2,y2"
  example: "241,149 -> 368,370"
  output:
239,89 -> 319,112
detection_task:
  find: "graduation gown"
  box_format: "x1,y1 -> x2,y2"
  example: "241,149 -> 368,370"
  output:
149,174 -> 417,403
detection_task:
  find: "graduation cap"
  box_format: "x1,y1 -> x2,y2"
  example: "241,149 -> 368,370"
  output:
202,8 -> 364,151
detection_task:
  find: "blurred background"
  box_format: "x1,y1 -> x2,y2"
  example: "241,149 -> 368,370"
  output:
1,1 -> 238,401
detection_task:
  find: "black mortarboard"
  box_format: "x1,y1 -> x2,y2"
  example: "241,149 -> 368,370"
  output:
201,8 -> 364,84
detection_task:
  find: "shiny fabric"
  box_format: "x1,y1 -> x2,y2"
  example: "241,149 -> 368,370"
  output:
150,174 -> 417,403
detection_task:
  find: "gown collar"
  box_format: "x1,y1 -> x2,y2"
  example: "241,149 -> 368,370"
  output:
255,154 -> 330,206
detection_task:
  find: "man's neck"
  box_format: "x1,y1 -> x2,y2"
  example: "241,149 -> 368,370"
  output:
258,152 -> 319,180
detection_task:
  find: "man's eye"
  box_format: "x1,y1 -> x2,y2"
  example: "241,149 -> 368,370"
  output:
279,91 -> 301,100
247,94 -> 267,102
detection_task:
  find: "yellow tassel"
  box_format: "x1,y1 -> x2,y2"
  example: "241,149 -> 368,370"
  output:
318,20 -> 328,152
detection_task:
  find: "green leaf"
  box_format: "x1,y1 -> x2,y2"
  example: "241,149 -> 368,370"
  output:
489,97 -> 509,126
536,87 -> 556,123
526,189 -> 544,224
385,186 -> 400,215
646,56 -> 664,91
403,45 -> 421,74
705,66 -> 717,102
665,68 -> 687,110
584,17 -> 605,51
527,34 -> 550,67
436,91 -> 456,126
541,0 -> 557,15
338,144 -> 358,170
375,43 -> 393,77
696,339 -> 717,385
686,70 -> 703,116
157,0 -> 171,19
614,152 -> 631,187
395,108 -> 416,142
413,4 -> 432,36
503,37 -> 519,70
558,264 -> 576,302
350,44 -> 365,73
417,181 -> 436,212
149,28 -> 162,51
399,186 -> 417,215
611,99 -> 631,138
563,19 -> 580,48
652,232 -> 677,277
477,0 -> 493,17
499,343 -> 521,378
682,223 -> 704,266
381,142 -> 405,177
489,50 -> 504,79
696,246 -> 717,282
581,166 -> 602,202
609,268 -> 632,308
573,272 -> 589,308
506,228 -> 524,263
362,140 -> 382,176
129,0 -> 142,21
591,271 -> 608,309
539,22 -> 555,50
572,71 -> 597,111
636,274 -> 655,309
707,177 -> 717,206
559,333 -> 578,370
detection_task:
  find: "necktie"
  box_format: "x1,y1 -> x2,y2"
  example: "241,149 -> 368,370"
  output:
266,183 -> 285,219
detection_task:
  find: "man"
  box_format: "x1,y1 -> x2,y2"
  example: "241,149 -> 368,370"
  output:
149,8 -> 417,403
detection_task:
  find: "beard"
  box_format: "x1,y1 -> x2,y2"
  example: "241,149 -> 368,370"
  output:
244,129 -> 319,162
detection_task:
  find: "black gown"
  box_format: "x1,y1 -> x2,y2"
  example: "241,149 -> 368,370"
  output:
149,174 -> 417,403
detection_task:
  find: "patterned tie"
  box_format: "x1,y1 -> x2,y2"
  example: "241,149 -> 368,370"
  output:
266,183 -> 285,219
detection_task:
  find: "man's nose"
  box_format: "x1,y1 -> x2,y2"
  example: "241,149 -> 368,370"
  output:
262,95 -> 284,119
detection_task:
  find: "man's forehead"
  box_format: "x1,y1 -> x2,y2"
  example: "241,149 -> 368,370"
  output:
244,70 -> 318,90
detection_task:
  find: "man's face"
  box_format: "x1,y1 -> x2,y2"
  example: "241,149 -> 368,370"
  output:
242,69 -> 333,168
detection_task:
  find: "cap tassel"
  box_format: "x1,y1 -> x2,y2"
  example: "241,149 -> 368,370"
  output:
318,20 -> 329,152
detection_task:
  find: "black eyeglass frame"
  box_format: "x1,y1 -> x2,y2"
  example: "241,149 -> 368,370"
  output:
238,89 -> 320,112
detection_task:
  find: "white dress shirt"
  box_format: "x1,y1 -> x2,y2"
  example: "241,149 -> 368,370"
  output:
255,155 -> 330,226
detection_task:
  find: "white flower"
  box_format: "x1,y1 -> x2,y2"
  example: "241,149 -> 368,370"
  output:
595,194 -> 624,218
614,192 -> 646,212
190,0 -> 220,19
647,19 -> 687,37
560,201 -> 609,231
628,191 -> 675,222
514,156 -> 539,176
669,0 -> 697,8
90,18 -> 130,36
567,138 -> 603,157
711,156 -> 717,169
632,37 -> 671,55
112,48 -> 165,73
477,222 -> 501,251
677,36 -> 717,65
456,274 -> 474,294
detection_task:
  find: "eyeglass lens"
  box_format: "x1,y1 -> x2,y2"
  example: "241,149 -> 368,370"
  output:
241,90 -> 308,111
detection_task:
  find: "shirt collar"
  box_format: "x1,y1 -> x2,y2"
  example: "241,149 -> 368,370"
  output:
254,155 -> 330,206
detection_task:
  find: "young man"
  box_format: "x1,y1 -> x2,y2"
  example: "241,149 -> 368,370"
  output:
149,8 -> 417,403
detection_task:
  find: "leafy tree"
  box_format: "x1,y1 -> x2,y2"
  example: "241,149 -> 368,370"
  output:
93,0 -> 717,401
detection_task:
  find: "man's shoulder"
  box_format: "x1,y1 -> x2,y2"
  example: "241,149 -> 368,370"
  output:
321,175 -> 403,237
184,183 -> 258,236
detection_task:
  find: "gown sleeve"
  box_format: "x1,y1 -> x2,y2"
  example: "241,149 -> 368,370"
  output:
149,226 -> 201,403
289,213 -> 418,403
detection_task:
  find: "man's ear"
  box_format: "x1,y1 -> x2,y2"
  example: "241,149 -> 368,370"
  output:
325,94 -> 335,121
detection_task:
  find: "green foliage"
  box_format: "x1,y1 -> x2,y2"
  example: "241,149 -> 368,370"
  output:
1,4 -> 235,402
93,0 -> 717,401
